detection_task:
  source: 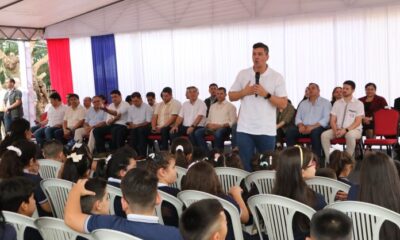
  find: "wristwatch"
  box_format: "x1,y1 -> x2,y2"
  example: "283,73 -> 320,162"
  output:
264,93 -> 272,100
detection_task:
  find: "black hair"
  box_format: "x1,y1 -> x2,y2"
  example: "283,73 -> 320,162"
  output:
252,151 -> 279,171
343,80 -> 356,90
8,78 -> 15,84
253,42 -> 269,54
125,95 -> 132,103
217,87 -> 226,94
98,94 -> 107,104
146,92 -> 155,98
365,82 -> 377,90
209,83 -> 218,88
191,147 -> 207,162
131,92 -> 141,99
310,209 -> 352,240
180,199 -> 224,240
68,93 -> 79,100
42,140 -> 64,159
208,150 -> 243,169
171,137 -> 193,168
13,139 -> 37,168
61,144 -> 92,182
106,146 -> 138,179
0,118 -> 31,155
0,177 -> 35,213
49,92 -> 62,101
161,87 -> 173,95
110,90 -> 121,96
145,152 -> 175,177
121,168 -> 158,210
315,168 -> 337,179
80,178 -> 108,214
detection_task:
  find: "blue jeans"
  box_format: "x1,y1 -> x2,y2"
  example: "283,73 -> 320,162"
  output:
194,127 -> 230,152
169,125 -> 199,147
285,126 -> 325,159
237,132 -> 276,172
33,126 -> 61,146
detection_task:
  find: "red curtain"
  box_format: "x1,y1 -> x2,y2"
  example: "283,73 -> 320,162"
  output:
47,39 -> 74,104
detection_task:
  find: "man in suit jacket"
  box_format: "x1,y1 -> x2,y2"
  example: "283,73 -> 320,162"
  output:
3,78 -> 23,132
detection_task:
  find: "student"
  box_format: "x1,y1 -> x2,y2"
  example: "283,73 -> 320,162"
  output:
64,168 -> 182,240
80,178 -> 109,215
273,146 -> 327,240
348,152 -> 400,239
180,199 -> 227,240
251,151 -> 278,171
328,150 -> 354,185
146,152 -> 180,227
0,118 -> 33,155
315,168 -> 337,179
171,137 -> 193,168
306,209 -> 352,240
0,208 -> 17,240
182,161 -> 249,240
208,150 -> 244,169
0,177 -> 43,240
60,150 -> 91,183
42,139 -> 66,162
0,140 -> 52,216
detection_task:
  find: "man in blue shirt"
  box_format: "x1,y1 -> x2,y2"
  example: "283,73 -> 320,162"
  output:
286,83 -> 331,165
65,168 -> 182,240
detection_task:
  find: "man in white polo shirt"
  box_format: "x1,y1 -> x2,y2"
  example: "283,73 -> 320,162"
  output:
170,86 -> 207,145
229,42 -> 288,171
321,80 -> 364,163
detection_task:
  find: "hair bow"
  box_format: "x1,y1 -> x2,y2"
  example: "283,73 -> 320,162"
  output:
7,146 -> 22,157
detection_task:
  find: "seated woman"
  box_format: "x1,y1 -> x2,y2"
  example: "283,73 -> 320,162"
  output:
328,150 -> 354,186
330,86 -> 343,106
171,137 -> 193,168
276,100 -> 295,149
272,146 -> 327,240
182,161 -> 249,240
348,152 -> 400,239
358,82 -> 388,138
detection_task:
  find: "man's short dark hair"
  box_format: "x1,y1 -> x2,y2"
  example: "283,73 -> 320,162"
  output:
180,199 -> 224,240
42,140 -> 64,159
253,42 -> 269,54
146,92 -> 155,98
310,209 -> 352,240
121,168 -> 158,210
80,178 -> 107,214
217,87 -> 226,94
8,78 -> 15,84
365,82 -> 377,90
68,93 -> 79,100
343,80 -> 356,90
161,87 -> 173,95
209,83 -> 218,88
49,92 -> 62,102
131,92 -> 142,99
110,90 -> 121,96
0,177 -> 35,213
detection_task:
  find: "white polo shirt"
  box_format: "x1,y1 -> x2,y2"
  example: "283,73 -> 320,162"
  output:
106,101 -> 130,126
179,99 -> 207,127
230,66 -> 287,135
47,104 -> 67,127
64,105 -> 86,129
331,97 -> 364,130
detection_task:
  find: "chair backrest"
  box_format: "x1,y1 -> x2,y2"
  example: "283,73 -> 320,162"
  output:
374,109 -> 399,136
155,190 -> 184,225
106,184 -> 122,215
3,211 -> 38,240
38,159 -> 62,179
326,201 -> 400,240
214,167 -> 250,194
305,176 -> 351,204
247,194 -> 316,240
92,229 -> 143,240
169,166 -> 187,189
178,190 -> 244,240
245,170 -> 276,194
40,178 -> 74,219
35,217 -> 93,240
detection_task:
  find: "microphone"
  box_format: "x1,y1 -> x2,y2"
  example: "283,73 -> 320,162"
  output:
255,72 -> 260,97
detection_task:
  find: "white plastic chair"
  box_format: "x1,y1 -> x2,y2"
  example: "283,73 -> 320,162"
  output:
169,166 -> 187,190
35,217 -> 93,240
92,229 -> 143,240
214,167 -> 250,194
38,159 -> 62,179
178,190 -> 244,240
247,194 -> 316,240
106,184 -> 122,215
3,211 -> 38,240
326,201 -> 400,240
305,176 -> 351,204
155,190 -> 184,225
245,170 -> 276,194
40,178 -> 74,219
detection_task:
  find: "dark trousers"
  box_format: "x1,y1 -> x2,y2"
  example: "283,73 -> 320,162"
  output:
4,113 -> 17,133
93,124 -> 127,153
286,125 -> 325,161
129,124 -> 151,156
170,125 -> 201,146
159,126 -> 171,151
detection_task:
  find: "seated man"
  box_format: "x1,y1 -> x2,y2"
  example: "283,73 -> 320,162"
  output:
170,86 -> 207,144
54,93 -> 85,144
204,83 -> 218,117
127,92 -> 153,157
179,199 -> 227,240
194,87 -> 237,152
307,208 -> 352,240
83,97 -> 92,114
151,87 -> 181,150
321,80 -> 364,164
286,83 -> 331,163
0,177 -> 43,240
93,90 -> 130,154
33,92 -> 67,146
64,168 -> 182,240
74,96 -> 107,153
146,92 -> 157,111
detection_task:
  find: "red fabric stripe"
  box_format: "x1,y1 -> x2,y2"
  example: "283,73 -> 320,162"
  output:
47,39 -> 74,104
